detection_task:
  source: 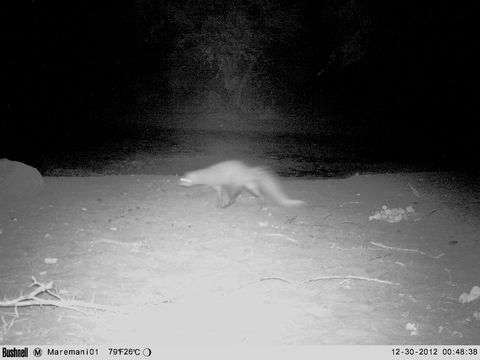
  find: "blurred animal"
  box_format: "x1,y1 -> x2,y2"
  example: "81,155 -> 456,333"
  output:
179,160 -> 305,208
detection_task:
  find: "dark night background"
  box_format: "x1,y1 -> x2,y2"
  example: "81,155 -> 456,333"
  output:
2,0 -> 477,173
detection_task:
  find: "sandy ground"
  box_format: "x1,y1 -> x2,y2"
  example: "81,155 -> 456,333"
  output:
1,170 -> 479,345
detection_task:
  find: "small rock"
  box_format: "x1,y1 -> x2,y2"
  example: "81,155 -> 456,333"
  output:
0,158 -> 44,202
44,257 -> 58,264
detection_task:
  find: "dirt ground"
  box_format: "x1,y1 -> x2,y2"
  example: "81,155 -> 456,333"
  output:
1,169 -> 479,345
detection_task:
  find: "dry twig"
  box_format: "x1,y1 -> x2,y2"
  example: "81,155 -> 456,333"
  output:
238,277 -> 291,290
91,238 -> 146,252
0,277 -> 119,314
370,241 -> 444,259
303,275 -> 399,286
413,208 -> 437,222
238,275 -> 399,289
408,183 -> 421,198
263,233 -> 299,244
339,201 -> 362,207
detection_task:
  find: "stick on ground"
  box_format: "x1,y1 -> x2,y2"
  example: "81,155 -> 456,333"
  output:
263,233 -> 299,244
303,275 -> 399,286
370,241 -> 444,259
0,277 -> 120,314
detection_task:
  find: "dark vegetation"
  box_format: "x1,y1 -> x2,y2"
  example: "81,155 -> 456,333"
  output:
2,1 -> 476,173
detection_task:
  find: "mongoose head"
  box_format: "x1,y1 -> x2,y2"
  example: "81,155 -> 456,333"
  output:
179,171 -> 197,187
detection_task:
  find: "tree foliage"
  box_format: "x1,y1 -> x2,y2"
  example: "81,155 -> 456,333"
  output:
318,0 -> 372,77
134,0 -> 374,114
164,0 -> 301,112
